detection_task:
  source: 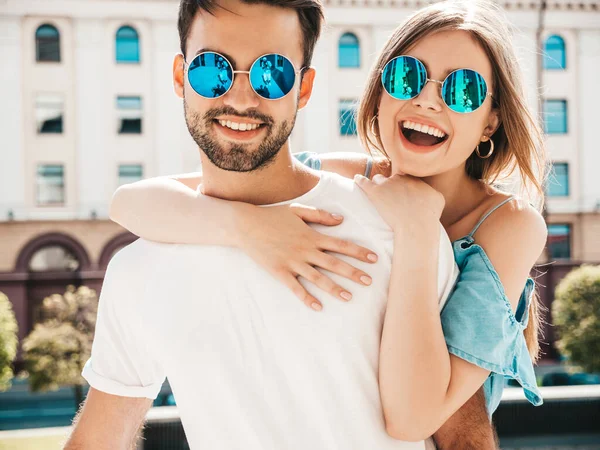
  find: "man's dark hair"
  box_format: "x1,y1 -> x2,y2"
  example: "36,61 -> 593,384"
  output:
178,0 -> 324,68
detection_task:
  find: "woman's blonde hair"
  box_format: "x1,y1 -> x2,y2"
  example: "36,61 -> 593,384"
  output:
357,0 -> 549,362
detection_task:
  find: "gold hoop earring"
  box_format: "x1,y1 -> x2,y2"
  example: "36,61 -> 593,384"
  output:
370,115 -> 379,137
475,137 -> 494,159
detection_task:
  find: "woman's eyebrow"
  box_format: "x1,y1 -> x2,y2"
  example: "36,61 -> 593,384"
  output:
419,58 -> 457,79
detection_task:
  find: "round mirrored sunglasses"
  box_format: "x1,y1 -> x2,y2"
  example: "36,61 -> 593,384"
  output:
380,55 -> 494,114
185,51 -> 305,101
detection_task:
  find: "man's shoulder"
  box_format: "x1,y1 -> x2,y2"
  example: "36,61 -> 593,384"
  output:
106,239 -> 175,279
111,238 -> 170,260
317,171 -> 391,231
99,239 -> 179,311
318,170 -> 359,195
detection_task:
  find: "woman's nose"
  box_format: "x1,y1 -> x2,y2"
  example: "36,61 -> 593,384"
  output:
411,80 -> 444,112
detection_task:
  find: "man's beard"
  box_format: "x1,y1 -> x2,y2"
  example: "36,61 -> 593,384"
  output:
184,100 -> 296,172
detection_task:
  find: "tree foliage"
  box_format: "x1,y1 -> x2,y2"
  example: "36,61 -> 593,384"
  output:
553,264 -> 600,374
21,285 -> 97,393
0,291 -> 19,391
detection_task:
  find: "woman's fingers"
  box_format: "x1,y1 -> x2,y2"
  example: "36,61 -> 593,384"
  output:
317,235 -> 378,264
295,265 -> 353,303
289,203 -> 343,226
311,252 -> 372,286
282,273 -> 323,311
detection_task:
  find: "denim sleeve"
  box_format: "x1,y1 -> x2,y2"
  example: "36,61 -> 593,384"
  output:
293,152 -> 322,170
440,237 -> 543,415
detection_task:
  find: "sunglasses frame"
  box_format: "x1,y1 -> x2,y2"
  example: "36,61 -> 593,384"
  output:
380,55 -> 495,113
184,51 -> 307,101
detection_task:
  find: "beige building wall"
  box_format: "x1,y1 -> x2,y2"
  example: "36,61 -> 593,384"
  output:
546,213 -> 600,262
0,221 -> 125,272
22,17 -> 77,213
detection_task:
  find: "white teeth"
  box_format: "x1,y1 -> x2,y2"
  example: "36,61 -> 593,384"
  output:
402,120 -> 446,138
218,120 -> 261,131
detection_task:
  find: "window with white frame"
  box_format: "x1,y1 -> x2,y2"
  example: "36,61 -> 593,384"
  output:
36,94 -> 64,134
118,164 -> 143,186
116,96 -> 142,134
37,164 -> 64,205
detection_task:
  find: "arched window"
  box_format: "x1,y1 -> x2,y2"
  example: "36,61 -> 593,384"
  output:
28,245 -> 80,272
116,25 -> 140,63
543,35 -> 566,70
338,32 -> 360,68
35,24 -> 60,62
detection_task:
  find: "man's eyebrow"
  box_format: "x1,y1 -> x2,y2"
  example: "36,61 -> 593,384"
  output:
193,48 -> 237,67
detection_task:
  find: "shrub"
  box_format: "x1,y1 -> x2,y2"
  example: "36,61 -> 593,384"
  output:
21,285 -> 97,405
0,291 -> 19,391
553,264 -> 600,374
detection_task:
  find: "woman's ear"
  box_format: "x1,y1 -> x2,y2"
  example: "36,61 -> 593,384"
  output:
173,54 -> 185,99
297,68 -> 316,110
483,107 -> 501,137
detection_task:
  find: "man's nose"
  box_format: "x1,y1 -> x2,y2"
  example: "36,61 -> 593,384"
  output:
222,73 -> 261,111
411,80 -> 444,113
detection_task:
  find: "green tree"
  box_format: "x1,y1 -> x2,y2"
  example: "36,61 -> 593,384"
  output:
553,264 -> 600,374
21,285 -> 97,408
0,291 -> 19,391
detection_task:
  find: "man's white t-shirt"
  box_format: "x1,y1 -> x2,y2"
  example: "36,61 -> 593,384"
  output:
82,171 -> 459,450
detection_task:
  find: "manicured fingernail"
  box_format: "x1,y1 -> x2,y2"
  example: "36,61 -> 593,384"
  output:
332,214 -> 343,220
311,302 -> 322,311
340,291 -> 352,301
367,253 -> 378,262
360,275 -> 372,286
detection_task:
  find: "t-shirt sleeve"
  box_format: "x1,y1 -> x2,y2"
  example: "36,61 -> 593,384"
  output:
293,152 -> 322,170
82,243 -> 166,399
440,240 -> 543,411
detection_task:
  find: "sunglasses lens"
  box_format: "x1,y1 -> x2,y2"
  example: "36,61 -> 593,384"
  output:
381,56 -> 427,100
187,52 -> 233,98
249,54 -> 297,100
442,69 -> 488,113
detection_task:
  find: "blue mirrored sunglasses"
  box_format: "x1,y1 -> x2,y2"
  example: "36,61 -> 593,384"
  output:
185,51 -> 305,101
380,55 -> 494,114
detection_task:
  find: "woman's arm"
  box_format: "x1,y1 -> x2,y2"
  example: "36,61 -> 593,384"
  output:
319,152 -> 391,179
356,175 -> 547,441
109,158 -> 382,310
109,152 -> 389,243
110,174 -> 242,246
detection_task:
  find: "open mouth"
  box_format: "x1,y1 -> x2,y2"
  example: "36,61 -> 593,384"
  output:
401,120 -> 448,147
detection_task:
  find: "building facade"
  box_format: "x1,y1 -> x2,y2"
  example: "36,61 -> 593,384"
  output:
0,0 -> 599,361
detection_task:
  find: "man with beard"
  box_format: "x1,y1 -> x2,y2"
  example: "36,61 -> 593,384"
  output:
64,1 -> 497,449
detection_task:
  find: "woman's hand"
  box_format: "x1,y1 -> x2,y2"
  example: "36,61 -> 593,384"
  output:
354,173 -> 445,231
233,203 -> 379,311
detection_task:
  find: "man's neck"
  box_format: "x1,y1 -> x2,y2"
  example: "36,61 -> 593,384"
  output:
199,146 -> 320,205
